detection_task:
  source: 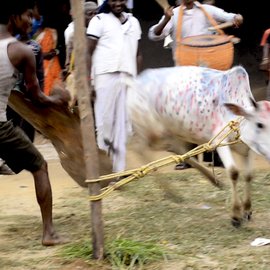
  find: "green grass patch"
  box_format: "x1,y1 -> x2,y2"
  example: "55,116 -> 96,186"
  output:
59,238 -> 168,269
106,238 -> 168,269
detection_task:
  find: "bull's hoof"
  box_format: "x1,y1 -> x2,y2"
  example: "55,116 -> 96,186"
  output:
243,211 -> 252,221
174,162 -> 191,170
231,217 -> 242,228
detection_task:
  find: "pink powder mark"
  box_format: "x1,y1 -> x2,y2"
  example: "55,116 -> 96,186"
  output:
264,101 -> 270,112
257,101 -> 270,119
210,112 -> 222,133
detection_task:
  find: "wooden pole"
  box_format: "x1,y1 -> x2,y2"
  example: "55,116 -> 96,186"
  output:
155,0 -> 169,9
70,0 -> 104,259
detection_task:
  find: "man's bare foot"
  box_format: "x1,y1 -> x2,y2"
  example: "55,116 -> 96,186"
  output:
42,232 -> 69,246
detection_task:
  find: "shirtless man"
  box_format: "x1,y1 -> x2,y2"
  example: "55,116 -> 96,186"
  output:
0,1 -> 70,246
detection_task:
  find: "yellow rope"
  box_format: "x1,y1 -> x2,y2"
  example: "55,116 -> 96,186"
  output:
87,117 -> 243,201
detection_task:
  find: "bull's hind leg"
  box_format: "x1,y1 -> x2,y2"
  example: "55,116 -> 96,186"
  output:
186,158 -> 223,189
170,142 -> 224,189
217,147 -> 242,227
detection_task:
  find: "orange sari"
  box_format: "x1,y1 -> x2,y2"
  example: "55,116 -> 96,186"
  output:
36,28 -> 62,95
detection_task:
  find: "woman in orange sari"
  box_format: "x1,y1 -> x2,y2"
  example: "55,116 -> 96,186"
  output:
35,26 -> 62,95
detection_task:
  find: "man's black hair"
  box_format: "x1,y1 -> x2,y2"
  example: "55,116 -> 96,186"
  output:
0,0 -> 35,24
98,0 -> 128,14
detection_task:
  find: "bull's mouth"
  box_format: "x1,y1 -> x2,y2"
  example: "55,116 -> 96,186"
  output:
254,143 -> 270,162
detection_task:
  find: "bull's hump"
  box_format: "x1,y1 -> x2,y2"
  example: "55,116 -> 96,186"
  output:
151,66 -> 250,141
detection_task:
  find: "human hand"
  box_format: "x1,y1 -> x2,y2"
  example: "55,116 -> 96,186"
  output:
233,14 -> 243,28
44,49 -> 59,60
50,83 -> 71,106
164,6 -> 174,21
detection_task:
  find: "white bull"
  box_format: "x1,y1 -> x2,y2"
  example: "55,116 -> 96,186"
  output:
127,65 -> 270,227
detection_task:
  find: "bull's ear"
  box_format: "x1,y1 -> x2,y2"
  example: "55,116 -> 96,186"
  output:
224,103 -> 252,117
250,97 -> 258,110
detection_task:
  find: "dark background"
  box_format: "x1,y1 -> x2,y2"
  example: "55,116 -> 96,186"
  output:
40,0 -> 269,98
133,0 -> 269,96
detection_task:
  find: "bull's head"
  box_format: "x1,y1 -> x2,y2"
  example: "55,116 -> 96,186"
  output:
224,99 -> 270,161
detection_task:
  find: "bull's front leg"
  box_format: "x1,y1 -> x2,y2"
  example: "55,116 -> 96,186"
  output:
217,147 -> 242,227
229,167 -> 242,227
242,151 -> 253,221
242,173 -> 253,221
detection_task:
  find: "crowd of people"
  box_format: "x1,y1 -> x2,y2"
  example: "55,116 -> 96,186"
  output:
4,0 -> 269,247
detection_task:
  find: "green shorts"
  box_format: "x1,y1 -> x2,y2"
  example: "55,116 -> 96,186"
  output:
0,121 -> 44,173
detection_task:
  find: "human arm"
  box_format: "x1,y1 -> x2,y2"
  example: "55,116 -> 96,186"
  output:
85,38 -> 98,105
204,4 -> 243,28
148,7 -> 174,41
9,42 -> 70,106
231,14 -> 243,28
259,29 -> 270,70
86,37 -> 98,79
63,38 -> 74,78
86,15 -> 102,78
260,29 -> 270,46
136,40 -> 143,74
154,7 -> 174,36
64,23 -> 74,72
42,49 -> 59,60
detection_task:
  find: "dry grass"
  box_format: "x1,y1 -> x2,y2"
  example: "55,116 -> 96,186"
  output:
1,168 -> 270,269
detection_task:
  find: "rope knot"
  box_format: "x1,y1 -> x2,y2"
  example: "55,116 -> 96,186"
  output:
171,156 -> 184,164
134,170 -> 147,179
202,143 -> 213,152
229,120 -> 241,140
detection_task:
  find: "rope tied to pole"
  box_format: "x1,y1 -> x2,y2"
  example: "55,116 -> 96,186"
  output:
87,117 -> 243,201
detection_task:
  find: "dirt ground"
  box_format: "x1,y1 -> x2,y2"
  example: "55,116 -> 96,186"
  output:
0,37 -> 269,267
0,129 -> 270,269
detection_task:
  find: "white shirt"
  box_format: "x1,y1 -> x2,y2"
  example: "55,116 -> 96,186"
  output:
148,1 -> 236,57
64,22 -> 74,46
0,37 -> 19,121
127,0 -> 133,9
87,12 -> 141,77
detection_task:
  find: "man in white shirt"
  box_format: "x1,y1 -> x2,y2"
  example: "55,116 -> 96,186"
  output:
87,0 -> 142,173
149,0 -> 243,65
64,1 -> 98,71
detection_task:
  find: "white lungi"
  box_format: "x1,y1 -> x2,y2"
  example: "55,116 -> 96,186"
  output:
94,72 -> 132,172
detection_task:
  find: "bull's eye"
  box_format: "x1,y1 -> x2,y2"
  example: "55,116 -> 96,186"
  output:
256,122 -> 264,129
